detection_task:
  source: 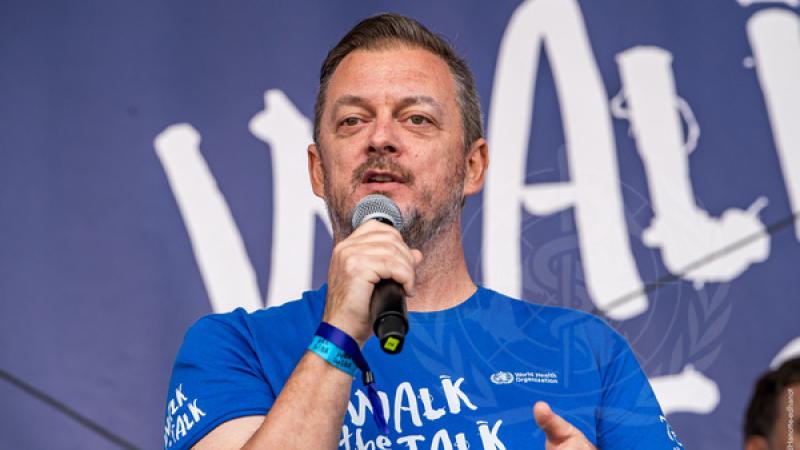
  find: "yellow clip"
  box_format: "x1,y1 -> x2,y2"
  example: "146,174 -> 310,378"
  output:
383,337 -> 400,352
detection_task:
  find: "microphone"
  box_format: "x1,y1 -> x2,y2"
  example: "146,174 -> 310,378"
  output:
351,194 -> 409,355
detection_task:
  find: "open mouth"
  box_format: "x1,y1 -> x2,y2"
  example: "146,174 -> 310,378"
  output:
362,170 -> 404,184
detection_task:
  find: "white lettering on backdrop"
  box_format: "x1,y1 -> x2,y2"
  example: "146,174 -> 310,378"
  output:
747,9 -> 800,241
484,0 -> 646,320
154,124 -> 262,312
152,1 -> 800,418
615,47 -> 769,289
249,90 -> 332,308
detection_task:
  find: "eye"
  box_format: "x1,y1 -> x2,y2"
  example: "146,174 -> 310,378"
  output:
340,117 -> 361,127
408,114 -> 431,125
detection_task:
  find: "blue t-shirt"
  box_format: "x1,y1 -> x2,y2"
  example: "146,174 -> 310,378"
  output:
163,285 -> 684,449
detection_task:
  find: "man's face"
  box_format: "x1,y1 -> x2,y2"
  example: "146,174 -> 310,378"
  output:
309,45 -> 478,250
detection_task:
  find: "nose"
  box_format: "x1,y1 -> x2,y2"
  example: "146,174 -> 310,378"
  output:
367,115 -> 399,155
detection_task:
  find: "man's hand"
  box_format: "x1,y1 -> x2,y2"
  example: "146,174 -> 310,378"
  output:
323,220 -> 423,347
534,401 -> 597,450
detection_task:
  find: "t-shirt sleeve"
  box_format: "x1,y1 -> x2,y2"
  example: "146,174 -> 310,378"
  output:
593,323 -> 685,449
162,310 -> 275,450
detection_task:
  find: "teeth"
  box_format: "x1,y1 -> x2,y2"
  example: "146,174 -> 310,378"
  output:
369,175 -> 394,182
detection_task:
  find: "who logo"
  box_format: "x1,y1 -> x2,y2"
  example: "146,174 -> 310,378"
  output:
490,371 -> 515,385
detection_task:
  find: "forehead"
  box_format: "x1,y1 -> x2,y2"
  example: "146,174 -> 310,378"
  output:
325,46 -> 458,110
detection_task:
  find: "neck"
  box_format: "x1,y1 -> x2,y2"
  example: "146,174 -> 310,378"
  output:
405,221 -> 476,312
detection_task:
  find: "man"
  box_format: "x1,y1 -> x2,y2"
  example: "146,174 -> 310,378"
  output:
164,13 -> 683,449
744,357 -> 800,450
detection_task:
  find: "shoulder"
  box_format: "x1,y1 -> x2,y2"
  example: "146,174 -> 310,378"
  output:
183,286 -> 327,348
163,287 -> 327,450
478,286 -> 619,335
173,287 -> 327,374
477,286 -> 630,360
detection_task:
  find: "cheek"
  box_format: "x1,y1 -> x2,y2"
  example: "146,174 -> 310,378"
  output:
414,172 -> 454,206
322,158 -> 356,184
426,155 -> 463,182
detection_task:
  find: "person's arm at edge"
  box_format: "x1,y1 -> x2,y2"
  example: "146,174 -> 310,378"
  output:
193,350 -> 352,449
192,193 -> 422,448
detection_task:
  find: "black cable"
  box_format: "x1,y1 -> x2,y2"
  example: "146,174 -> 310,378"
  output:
592,209 -> 799,320
0,368 -> 140,449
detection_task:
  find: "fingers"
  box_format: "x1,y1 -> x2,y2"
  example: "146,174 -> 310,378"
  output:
347,221 -> 413,258
533,401 -> 579,445
330,220 -> 423,297
339,243 -> 418,296
324,219 -> 424,345
346,232 -> 416,268
338,221 -> 422,294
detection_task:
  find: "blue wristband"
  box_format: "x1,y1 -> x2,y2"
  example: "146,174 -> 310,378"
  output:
308,335 -> 357,377
315,322 -> 389,435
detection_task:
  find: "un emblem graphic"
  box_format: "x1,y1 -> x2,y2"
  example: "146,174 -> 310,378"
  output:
490,371 -> 514,385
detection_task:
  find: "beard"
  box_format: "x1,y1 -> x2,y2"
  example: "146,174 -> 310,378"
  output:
322,152 -> 465,252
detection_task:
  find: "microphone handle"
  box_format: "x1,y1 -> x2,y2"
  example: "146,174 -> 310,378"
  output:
370,279 -> 409,354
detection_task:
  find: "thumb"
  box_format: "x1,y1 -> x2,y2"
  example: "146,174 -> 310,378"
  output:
411,249 -> 424,265
533,401 -> 578,444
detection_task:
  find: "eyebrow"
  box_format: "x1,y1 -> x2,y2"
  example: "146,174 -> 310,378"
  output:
331,95 -> 369,118
396,95 -> 444,116
330,94 -> 444,119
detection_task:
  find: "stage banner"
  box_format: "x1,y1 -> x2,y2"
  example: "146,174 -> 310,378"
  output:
1,1 -> 799,448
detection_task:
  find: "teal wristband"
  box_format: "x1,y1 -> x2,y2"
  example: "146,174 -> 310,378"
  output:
308,335 -> 358,376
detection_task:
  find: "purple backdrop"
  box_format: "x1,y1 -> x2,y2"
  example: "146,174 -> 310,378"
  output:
2,1 -> 799,448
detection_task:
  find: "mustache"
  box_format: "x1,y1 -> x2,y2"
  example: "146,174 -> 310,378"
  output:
350,155 -> 415,186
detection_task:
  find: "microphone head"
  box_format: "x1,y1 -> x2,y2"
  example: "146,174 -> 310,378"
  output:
351,194 -> 404,231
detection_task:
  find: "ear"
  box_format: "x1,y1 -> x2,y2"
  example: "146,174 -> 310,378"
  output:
462,137 -> 489,197
744,435 -> 769,450
307,143 -> 325,199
